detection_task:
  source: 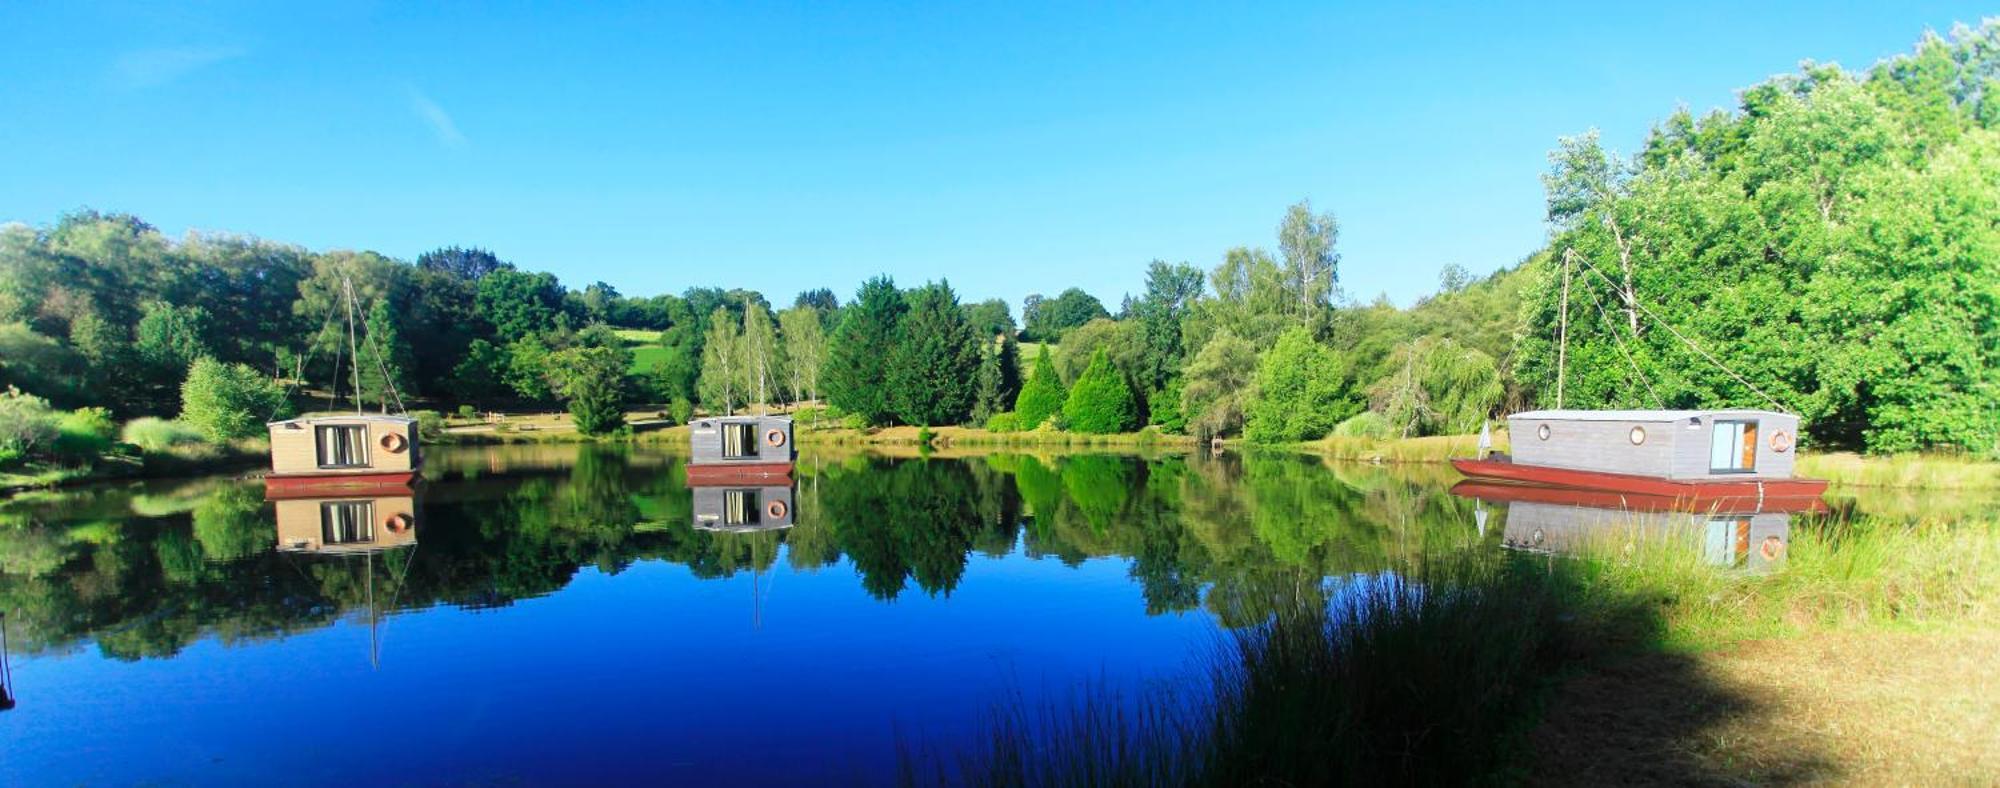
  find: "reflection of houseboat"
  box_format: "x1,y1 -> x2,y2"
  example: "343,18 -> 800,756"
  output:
688,415 -> 794,483
691,484 -> 795,532
267,414 -> 422,492
1451,409 -> 1827,501
267,483 -> 418,554
1452,481 -> 1819,572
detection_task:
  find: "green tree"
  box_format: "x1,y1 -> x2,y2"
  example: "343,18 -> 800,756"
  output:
1063,349 -> 1139,434
1244,327 -> 1355,443
547,344 -> 632,435
825,276 -> 906,425
1131,260 -> 1205,395
1023,287 -> 1109,341
1367,337 -> 1505,438
180,357 -> 291,441
889,281 -> 982,426
778,306 -> 829,406
356,298 -> 413,409
697,306 -> 743,414
1277,200 -> 1340,315
1014,345 -> 1067,429
475,269 -> 565,341
1181,329 -> 1258,439
739,299 -> 782,409
961,298 -> 1016,339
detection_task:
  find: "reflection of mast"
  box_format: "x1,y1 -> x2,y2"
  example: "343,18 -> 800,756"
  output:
1,611 -> 15,711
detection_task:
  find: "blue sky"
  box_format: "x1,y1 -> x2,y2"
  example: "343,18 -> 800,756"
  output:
1,2 -> 1990,312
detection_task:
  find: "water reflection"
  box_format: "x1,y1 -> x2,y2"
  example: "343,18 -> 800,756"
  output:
270,484 -> 420,554
691,483 -> 795,532
1451,481 -> 1826,573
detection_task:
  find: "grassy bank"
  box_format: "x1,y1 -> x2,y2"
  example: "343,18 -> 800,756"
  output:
913,513 -> 2000,785
0,439 -> 267,496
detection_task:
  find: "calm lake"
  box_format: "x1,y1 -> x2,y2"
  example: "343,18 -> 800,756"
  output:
0,445 -> 1972,784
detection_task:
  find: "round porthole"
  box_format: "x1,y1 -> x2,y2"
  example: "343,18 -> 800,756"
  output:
1629,426 -> 1646,445
1536,423 -> 1551,441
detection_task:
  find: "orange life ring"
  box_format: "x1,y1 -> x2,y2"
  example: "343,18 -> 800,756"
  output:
380,432 -> 408,453
765,500 -> 788,519
1769,430 -> 1793,453
765,429 -> 787,448
1758,536 -> 1784,561
385,513 -> 414,533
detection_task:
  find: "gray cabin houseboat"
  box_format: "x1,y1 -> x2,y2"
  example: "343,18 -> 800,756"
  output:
688,415 -> 795,481
1452,409 -> 1827,500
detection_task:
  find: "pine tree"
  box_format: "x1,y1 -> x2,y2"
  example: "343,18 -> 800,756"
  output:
825,276 -> 906,425
1013,345 -> 1066,429
889,281 -> 981,426
996,334 -> 1022,406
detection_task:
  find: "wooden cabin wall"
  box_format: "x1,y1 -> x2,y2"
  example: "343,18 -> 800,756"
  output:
1668,413 -> 1800,480
1508,417 -> 1676,476
268,419 -> 416,475
689,417 -> 796,465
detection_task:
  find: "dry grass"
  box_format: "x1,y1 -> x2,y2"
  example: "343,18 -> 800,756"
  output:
1305,431 -> 1509,464
1533,626 -> 2000,785
1798,451 -> 2000,491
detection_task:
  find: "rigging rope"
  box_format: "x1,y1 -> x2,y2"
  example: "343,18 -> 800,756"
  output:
1581,282 -> 1666,408
1562,247 -> 1791,413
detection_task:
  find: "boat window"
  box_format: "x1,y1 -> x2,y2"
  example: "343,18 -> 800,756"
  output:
720,423 -> 757,458
315,425 -> 369,468
1709,420 -> 1759,473
722,489 -> 761,525
320,501 -> 375,544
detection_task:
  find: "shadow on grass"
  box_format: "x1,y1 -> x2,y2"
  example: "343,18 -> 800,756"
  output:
904,552 -> 1839,786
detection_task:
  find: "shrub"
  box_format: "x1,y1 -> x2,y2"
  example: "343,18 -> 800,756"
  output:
1148,380 -> 1186,434
1014,345 -> 1067,429
669,397 -> 694,425
180,358 -> 292,441
0,387 -> 60,462
1063,349 -> 1139,434
52,407 -> 118,459
121,417 -> 207,453
1332,410 -> 1393,439
456,404 -> 478,420
984,411 -> 1023,433
412,410 -> 446,441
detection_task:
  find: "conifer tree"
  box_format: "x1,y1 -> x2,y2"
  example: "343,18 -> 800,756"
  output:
888,281 -> 981,426
1063,348 -> 1139,434
1013,345 -> 1066,429
825,276 -> 906,425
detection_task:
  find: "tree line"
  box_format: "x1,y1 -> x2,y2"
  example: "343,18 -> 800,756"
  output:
2,22 -> 1995,456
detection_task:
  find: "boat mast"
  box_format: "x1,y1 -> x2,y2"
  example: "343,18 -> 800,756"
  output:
343,276 -> 364,415
1556,248 -> 1573,410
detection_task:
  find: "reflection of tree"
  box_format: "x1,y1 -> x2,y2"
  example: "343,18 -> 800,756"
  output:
0,445 -> 1501,660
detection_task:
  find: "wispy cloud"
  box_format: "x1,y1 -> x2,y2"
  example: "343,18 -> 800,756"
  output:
111,46 -> 245,89
408,87 -> 466,148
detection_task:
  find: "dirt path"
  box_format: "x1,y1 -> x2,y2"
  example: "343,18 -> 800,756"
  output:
1531,627 -> 2000,786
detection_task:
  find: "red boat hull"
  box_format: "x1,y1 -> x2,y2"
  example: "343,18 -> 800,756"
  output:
686,462 -> 795,485
1449,459 -> 1827,501
264,471 -> 421,495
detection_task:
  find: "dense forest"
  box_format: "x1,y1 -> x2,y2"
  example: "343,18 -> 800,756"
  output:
1,23 -> 1996,461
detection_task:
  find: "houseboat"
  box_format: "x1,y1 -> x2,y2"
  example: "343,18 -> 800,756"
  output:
691,483 -> 795,532
267,482 -> 419,554
266,414 -> 422,492
687,415 -> 794,483
1451,409 -> 1827,501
